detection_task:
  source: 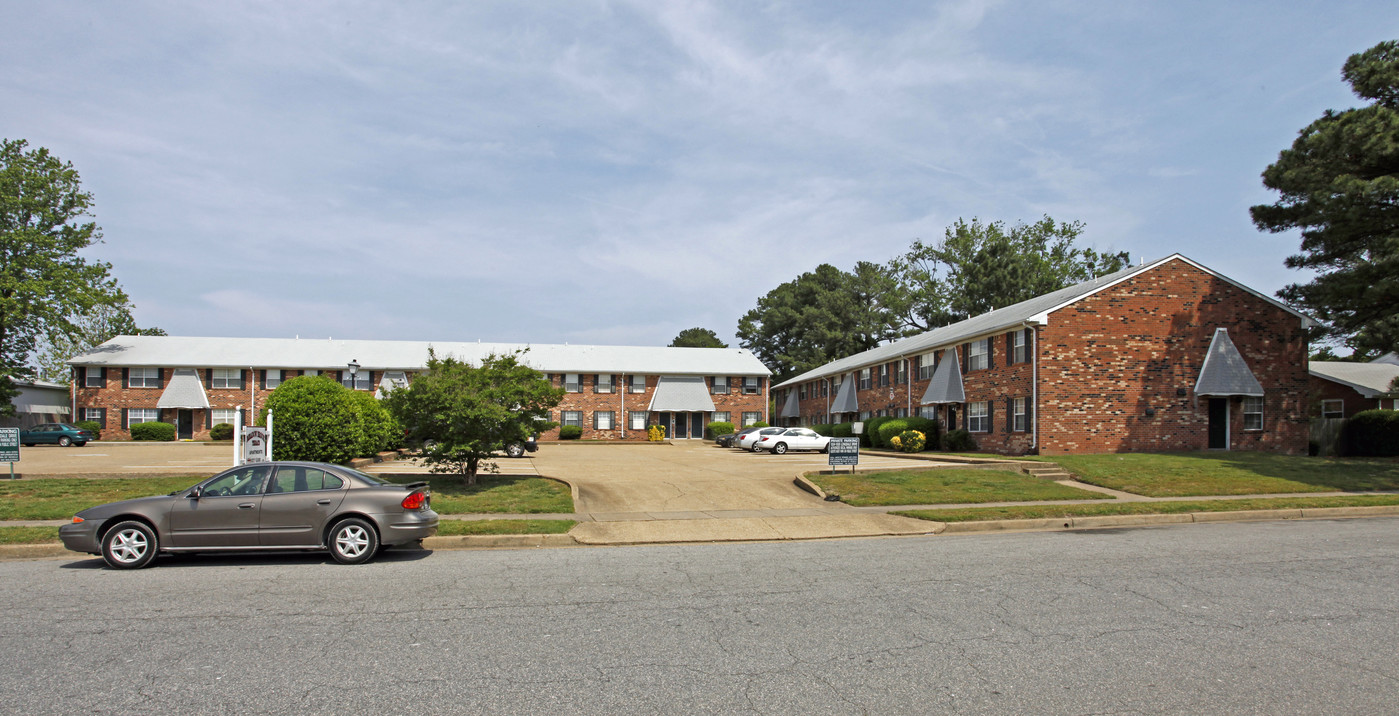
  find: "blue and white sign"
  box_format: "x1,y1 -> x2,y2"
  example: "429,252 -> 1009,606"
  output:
827,437 -> 859,467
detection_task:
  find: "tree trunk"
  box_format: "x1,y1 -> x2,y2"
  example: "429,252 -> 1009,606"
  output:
461,457 -> 479,487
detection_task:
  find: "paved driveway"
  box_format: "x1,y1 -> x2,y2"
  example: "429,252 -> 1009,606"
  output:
8,441 -> 234,477
531,440 -> 930,516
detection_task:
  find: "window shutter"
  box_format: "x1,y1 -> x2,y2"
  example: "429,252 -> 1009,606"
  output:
593,374 -> 600,393
205,369 -> 213,388
122,368 -> 129,389
98,408 -> 107,428
156,368 -> 165,389
1005,397 -> 1013,432
1024,328 -> 1032,363
961,345 -> 968,373
986,400 -> 994,432
259,370 -> 266,389
205,409 -> 211,429
240,408 -> 248,426
121,408 -> 128,428
592,412 -> 599,429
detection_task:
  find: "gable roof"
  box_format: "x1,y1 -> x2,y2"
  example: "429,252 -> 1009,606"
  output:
1195,328 -> 1264,397
920,349 -> 965,404
776,254 -> 1314,388
1310,361 -> 1399,398
67,336 -> 771,376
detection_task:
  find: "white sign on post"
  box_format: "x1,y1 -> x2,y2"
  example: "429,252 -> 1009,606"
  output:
242,427 -> 269,463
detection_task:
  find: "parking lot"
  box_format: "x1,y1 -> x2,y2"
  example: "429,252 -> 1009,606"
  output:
8,441 -> 235,478
531,439 -> 949,516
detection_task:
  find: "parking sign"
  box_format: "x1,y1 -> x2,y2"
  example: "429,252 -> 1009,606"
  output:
0,428 -> 17,463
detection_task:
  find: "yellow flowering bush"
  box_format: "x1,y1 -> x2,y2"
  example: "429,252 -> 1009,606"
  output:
895,429 -> 926,452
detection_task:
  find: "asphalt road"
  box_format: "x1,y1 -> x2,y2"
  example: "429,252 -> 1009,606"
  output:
3,518 -> 1397,714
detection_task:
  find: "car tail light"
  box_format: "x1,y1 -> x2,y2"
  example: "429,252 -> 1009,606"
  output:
401,492 -> 428,510
759,436 -> 769,442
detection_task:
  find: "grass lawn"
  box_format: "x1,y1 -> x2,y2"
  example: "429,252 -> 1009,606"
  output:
384,475 -> 573,514
808,468 -> 1111,507
895,494 -> 1399,523
436,519 -> 576,536
0,526 -> 62,544
1025,452 -> 1399,496
0,476 -> 205,521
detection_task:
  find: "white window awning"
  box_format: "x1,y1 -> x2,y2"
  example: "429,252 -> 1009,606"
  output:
1195,328 -> 1264,397
647,376 -> 717,412
156,368 -> 212,409
920,349 -> 965,404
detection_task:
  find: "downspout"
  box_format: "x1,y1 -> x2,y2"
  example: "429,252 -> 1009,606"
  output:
763,376 -> 769,425
1022,322 -> 1038,452
825,377 -> 830,421
620,373 -> 625,439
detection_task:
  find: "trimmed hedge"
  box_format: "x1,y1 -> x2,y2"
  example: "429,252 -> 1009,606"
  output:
350,389 -> 402,455
209,423 -> 234,441
559,425 -> 582,440
861,416 -> 889,447
707,421 -> 735,439
904,416 -> 942,451
130,421 -> 176,441
259,375 -> 394,463
942,428 -> 978,452
875,419 -> 909,449
1339,409 -> 1399,457
75,420 -> 101,440
750,421 -> 770,428
831,422 -> 855,438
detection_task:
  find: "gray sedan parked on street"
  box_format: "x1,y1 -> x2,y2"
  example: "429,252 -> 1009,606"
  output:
59,461 -> 439,569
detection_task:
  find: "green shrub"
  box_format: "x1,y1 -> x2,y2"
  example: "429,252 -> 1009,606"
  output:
707,421 -> 735,440
75,420 -> 101,440
130,421 -> 176,441
891,429 -> 926,452
811,424 -> 835,437
1339,409 -> 1399,457
259,376 -> 365,463
862,417 -> 895,447
875,419 -> 910,449
559,425 -> 582,440
750,421 -> 769,428
350,389 -> 402,455
942,428 -> 978,452
209,423 -> 234,441
831,422 -> 854,438
904,416 -> 942,451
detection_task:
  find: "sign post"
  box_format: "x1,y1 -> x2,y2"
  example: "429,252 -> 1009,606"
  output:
0,427 -> 18,479
827,437 -> 859,474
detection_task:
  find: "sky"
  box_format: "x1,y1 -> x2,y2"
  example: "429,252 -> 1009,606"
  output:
3,1 -> 1395,350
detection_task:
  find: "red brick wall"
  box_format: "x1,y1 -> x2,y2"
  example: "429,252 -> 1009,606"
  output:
1037,260 -> 1309,454
72,367 -> 301,440
1307,376 -> 1379,418
536,373 -> 767,441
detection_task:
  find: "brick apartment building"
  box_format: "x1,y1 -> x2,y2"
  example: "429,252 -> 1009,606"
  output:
66,337 -> 771,441
773,254 -> 1314,455
1308,358 -> 1399,419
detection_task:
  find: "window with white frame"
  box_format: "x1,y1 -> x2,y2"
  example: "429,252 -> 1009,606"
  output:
264,369 -> 282,388
212,369 -> 243,390
84,367 -> 104,388
1013,397 -> 1028,432
968,339 -> 989,371
742,411 -> 761,426
1011,331 -> 1027,364
799,384 -> 807,400
894,408 -> 907,418
304,369 -> 319,377
713,411 -> 730,424
344,370 -> 371,390
212,409 -> 239,426
629,375 -> 646,393
1321,400 -> 1344,419
629,411 -> 648,430
919,406 -> 938,419
129,367 -> 159,388
127,408 -> 160,426
877,365 -> 888,387
711,376 -> 730,394
967,401 -> 989,432
593,411 -> 615,430
83,408 -> 103,422
561,411 -> 583,427
595,374 -> 614,394
1243,396 -> 1263,430
895,361 -> 906,385
564,374 -> 582,393
859,411 -> 872,421
743,376 -> 760,394
820,380 -> 828,396
858,369 -> 872,390
917,353 -> 935,380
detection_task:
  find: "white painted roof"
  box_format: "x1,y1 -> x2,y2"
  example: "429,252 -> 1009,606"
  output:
1309,361 -> 1399,398
776,254 -> 1315,388
67,336 -> 771,376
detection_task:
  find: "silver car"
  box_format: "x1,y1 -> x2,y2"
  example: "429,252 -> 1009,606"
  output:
59,461 -> 439,569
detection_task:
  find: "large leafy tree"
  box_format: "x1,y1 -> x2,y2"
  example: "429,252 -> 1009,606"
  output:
1251,40 -> 1399,356
888,216 -> 1130,333
0,138 -> 126,414
669,327 -> 728,348
736,262 -> 900,381
31,302 -> 165,382
381,350 -> 562,486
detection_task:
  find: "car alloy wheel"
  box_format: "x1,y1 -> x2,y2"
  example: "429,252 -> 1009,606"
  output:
329,518 -> 378,565
101,520 -> 158,569
506,442 -> 525,458
773,442 -> 788,455
58,436 -> 71,447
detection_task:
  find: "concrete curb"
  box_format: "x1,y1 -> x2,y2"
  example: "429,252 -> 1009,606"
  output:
793,474 -> 826,498
938,504 -> 1399,534
422,534 -> 579,550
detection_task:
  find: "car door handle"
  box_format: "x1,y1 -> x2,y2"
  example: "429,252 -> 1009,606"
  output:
317,499 -> 332,505
238,503 -> 256,509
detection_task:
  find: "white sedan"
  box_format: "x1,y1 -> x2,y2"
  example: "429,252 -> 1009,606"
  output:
737,427 -> 786,451
752,428 -> 831,455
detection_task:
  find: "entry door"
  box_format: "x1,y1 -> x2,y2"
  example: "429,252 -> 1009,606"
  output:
691,412 -> 704,439
1208,398 -> 1229,449
177,410 -> 193,440
674,412 -> 689,440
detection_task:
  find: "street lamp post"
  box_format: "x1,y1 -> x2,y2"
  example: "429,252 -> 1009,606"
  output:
347,359 -> 360,390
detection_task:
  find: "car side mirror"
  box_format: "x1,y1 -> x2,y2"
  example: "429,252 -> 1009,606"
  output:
187,487 -> 202,500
